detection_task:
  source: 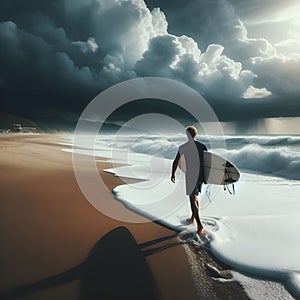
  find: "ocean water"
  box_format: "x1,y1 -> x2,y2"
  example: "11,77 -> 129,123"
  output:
64,133 -> 300,299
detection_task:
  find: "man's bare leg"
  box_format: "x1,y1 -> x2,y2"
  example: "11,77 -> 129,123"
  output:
187,196 -> 200,223
189,195 -> 204,236
187,197 -> 195,224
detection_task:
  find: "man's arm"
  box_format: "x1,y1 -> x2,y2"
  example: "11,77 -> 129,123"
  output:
171,152 -> 181,183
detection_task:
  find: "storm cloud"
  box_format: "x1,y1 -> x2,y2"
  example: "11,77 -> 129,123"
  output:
0,0 -> 299,124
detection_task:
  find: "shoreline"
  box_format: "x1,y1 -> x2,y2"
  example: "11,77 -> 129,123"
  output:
0,134 -> 250,299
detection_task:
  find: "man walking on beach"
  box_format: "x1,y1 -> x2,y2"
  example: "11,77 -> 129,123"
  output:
171,126 -> 207,236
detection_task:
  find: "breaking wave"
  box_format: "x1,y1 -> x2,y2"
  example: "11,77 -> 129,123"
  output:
96,134 -> 300,180
221,135 -> 300,148
227,145 -> 300,180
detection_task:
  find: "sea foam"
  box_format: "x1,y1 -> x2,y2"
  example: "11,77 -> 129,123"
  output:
65,134 -> 300,299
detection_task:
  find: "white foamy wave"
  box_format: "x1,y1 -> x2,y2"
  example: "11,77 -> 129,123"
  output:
219,135 -> 300,147
98,134 -> 225,160
102,134 -> 181,159
96,134 -> 300,180
131,138 -> 177,159
243,135 -> 300,147
227,145 -> 300,180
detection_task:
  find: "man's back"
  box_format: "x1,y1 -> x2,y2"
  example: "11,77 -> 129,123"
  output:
179,140 -> 207,193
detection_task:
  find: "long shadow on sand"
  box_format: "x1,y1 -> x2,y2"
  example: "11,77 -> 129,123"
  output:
0,227 -> 184,300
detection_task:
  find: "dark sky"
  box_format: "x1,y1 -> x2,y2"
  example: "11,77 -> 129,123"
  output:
0,0 -> 300,127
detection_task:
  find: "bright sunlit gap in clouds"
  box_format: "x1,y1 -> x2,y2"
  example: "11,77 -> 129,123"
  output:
268,3 -> 300,56
241,2 -> 300,57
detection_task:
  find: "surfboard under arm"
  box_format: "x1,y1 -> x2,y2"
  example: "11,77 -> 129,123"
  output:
178,151 -> 240,186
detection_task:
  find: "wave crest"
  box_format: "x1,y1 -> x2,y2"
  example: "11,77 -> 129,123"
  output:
227,145 -> 300,180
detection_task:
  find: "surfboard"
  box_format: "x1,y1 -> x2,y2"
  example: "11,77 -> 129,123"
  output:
178,151 -> 240,186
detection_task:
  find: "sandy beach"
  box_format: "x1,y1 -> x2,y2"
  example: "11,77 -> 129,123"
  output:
0,134 -> 249,300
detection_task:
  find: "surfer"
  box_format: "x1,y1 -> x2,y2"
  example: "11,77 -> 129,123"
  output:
171,126 -> 207,236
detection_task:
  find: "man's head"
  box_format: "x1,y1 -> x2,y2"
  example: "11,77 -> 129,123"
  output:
186,125 -> 198,140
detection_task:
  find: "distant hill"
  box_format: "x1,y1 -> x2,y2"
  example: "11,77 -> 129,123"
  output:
1,108 -> 178,134
0,111 -> 142,134
0,111 -> 42,132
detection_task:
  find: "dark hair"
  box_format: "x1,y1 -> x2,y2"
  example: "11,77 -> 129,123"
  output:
186,126 -> 198,138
